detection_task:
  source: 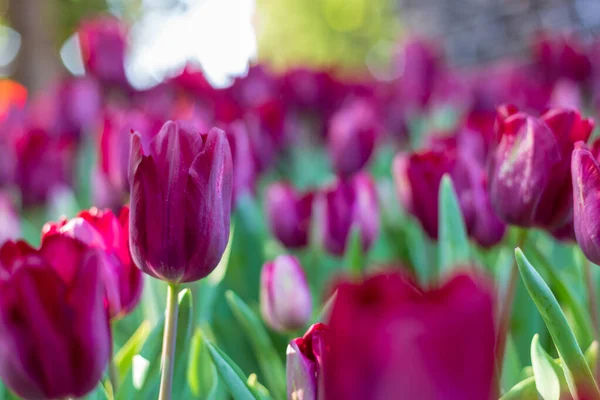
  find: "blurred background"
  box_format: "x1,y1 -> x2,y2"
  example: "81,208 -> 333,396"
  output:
2,0 -> 599,93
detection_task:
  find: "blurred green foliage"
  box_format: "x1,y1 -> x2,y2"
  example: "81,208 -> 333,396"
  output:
255,0 -> 401,73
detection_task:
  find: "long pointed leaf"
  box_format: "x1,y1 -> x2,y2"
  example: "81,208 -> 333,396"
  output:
438,174 -> 470,274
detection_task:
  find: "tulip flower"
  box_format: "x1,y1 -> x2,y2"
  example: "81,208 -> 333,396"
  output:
129,120 -> 233,283
328,98 -> 380,177
15,129 -> 77,206
0,193 -> 20,246
78,16 -> 128,87
287,323 -> 330,400
320,172 -> 379,256
265,182 -> 314,249
489,105 -> 593,230
325,270 -> 496,400
532,32 -> 592,84
0,236 -> 111,399
225,120 -> 258,205
572,140 -> 600,264
260,255 -> 312,332
42,206 -> 143,319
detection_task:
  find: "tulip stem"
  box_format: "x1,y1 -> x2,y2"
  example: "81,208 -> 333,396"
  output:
495,229 -> 528,379
158,283 -> 180,400
108,354 -> 119,395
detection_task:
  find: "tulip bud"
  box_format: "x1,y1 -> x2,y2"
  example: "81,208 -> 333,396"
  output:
0,237 -> 111,399
328,98 -> 380,177
320,173 -> 379,256
225,120 -> 258,205
129,121 -> 233,283
325,270 -> 496,400
260,255 -> 312,332
77,16 -> 128,86
0,193 -> 20,245
287,323 -> 330,400
265,182 -> 314,249
572,140 -> 600,264
43,206 -> 143,319
489,105 -> 593,230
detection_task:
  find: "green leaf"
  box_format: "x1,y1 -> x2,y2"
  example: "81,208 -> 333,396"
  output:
501,334 -> 523,393
84,383 -> 112,400
530,334 -> 562,400
500,377 -> 538,400
75,136 -> 97,209
225,291 -> 286,400
114,320 -> 151,381
343,226 -> 364,276
247,374 -> 273,400
515,249 -> 600,400
438,174 -> 470,275
203,336 -> 257,400
585,341 -> 599,370
188,328 -> 218,399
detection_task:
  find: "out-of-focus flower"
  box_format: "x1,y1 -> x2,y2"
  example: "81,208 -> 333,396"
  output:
320,173 -> 379,256
328,98 -> 380,177
325,270 -> 496,400
532,32 -> 592,84
129,121 -> 233,283
572,140 -> 600,263
0,236 -> 111,399
260,255 -> 312,332
489,105 -> 593,229
15,129 -> 76,206
550,79 -> 583,110
393,142 -> 455,239
287,323 -> 330,400
395,37 -> 442,110
99,108 -> 156,197
0,80 -> 27,123
56,77 -> 102,138
224,120 -> 258,204
265,182 -> 314,249
42,206 -> 142,319
0,193 -> 20,245
78,16 -> 128,87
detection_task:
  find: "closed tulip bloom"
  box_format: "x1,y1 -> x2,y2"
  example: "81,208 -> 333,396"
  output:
572,140 -> 600,264
0,236 -> 111,399
225,120 -> 258,205
78,16 -> 128,86
325,271 -> 496,400
260,255 -> 312,332
265,182 -> 314,249
328,98 -> 380,177
321,173 -> 379,256
392,144 -> 455,239
42,206 -> 143,319
489,105 -> 593,230
129,121 -> 233,283
287,323 -> 330,400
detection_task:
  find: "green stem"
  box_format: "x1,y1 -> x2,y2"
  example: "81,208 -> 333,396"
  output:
158,283 -> 180,400
495,229 -> 529,379
108,352 -> 119,396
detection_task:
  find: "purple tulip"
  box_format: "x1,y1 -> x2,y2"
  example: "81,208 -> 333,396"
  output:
129,121 -> 233,283
489,105 -> 593,230
42,206 -> 143,319
224,120 -> 258,205
328,98 -> 380,177
572,140 -> 600,264
265,182 -> 314,249
320,173 -> 380,256
260,255 -> 312,332
0,236 -> 111,399
78,16 -> 128,87
287,323 -> 330,400
325,270 -> 497,400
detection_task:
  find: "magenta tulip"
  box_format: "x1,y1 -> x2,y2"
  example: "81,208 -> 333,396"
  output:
287,323 -> 330,400
328,98 -> 380,177
0,236 -> 111,399
42,206 -> 143,319
129,121 -> 233,283
325,270 -> 496,400
320,172 -> 379,256
260,255 -> 312,332
489,105 -> 593,230
265,182 -> 314,249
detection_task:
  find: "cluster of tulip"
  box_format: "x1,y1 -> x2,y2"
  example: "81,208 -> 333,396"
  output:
5,12 -> 600,400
